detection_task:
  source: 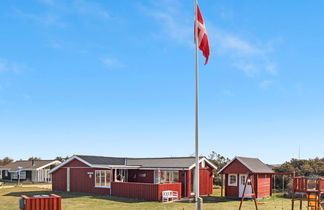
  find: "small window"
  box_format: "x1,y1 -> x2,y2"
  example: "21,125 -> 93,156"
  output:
228,174 -> 237,186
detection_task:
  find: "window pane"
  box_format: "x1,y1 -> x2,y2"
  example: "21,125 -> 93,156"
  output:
230,175 -> 236,184
105,170 -> 111,187
173,171 -> 179,182
101,171 -> 105,186
95,171 -> 101,186
160,171 -> 166,184
241,176 -> 246,185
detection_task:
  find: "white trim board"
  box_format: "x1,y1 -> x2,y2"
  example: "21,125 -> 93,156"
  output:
49,156 -> 93,174
188,157 -> 217,170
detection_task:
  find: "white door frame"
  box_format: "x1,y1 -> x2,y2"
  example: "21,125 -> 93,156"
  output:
239,174 -> 252,198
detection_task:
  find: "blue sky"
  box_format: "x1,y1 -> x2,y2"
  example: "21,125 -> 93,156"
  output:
0,0 -> 323,164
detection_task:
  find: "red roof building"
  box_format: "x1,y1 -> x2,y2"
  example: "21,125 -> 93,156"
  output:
49,155 -> 217,201
218,156 -> 274,199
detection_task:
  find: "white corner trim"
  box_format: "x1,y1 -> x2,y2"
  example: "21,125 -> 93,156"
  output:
228,174 -> 238,186
49,156 -> 93,174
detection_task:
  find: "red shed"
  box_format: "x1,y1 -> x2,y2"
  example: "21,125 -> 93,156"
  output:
218,156 -> 274,199
49,155 -> 217,201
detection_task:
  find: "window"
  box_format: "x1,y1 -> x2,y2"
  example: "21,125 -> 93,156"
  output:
95,170 -> 111,187
159,171 -> 179,184
5,170 -> 8,177
228,174 -> 237,186
241,175 -> 251,185
11,171 -> 26,179
115,169 -> 126,182
241,175 -> 246,185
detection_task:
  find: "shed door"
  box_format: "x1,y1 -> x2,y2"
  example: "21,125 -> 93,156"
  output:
239,174 -> 252,198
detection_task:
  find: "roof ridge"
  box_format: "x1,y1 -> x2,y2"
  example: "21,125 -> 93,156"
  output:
76,154 -> 127,159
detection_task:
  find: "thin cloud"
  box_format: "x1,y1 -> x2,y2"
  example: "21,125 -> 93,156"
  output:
141,0 -> 279,77
259,80 -> 273,89
100,57 -> 123,69
14,0 -> 110,28
139,1 -> 192,47
0,58 -> 29,74
72,0 -> 110,19
13,8 -> 65,27
208,25 -> 278,77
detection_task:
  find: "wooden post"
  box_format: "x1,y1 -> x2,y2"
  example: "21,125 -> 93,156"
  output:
250,175 -> 258,210
299,193 -> 302,210
220,174 -> 223,197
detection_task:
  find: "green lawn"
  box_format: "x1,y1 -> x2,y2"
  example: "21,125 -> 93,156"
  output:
0,185 -> 308,210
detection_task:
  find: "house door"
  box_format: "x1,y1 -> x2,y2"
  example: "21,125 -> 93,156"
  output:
239,174 -> 252,198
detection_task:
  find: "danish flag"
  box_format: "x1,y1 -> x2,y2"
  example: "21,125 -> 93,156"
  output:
195,4 -> 210,65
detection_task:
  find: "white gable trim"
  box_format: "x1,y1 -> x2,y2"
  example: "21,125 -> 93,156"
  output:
188,157 -> 217,170
49,156 -> 93,174
217,156 -> 254,174
37,160 -> 62,170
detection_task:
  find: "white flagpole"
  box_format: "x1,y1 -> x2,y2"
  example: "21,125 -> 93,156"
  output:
194,0 -> 202,209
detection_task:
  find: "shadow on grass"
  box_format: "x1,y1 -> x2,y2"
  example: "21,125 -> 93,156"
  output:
4,190 -> 150,204
202,195 -> 240,203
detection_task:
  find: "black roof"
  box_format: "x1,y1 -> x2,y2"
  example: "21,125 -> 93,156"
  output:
126,157 -> 197,168
236,157 -> 274,173
75,155 -> 213,169
76,155 -> 126,165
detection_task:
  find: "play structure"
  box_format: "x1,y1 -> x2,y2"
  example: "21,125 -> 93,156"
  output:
292,177 -> 324,210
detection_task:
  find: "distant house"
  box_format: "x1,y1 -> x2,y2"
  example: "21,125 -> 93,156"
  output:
218,156 -> 274,199
0,160 -> 61,183
49,155 -> 217,201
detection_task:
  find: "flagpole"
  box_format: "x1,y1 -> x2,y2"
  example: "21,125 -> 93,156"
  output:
194,0 -> 202,209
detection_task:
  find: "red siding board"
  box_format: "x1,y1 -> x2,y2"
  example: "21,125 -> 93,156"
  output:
52,168 -> 66,192
64,159 -> 89,167
199,168 -> 213,195
111,182 -> 181,201
256,174 -> 271,198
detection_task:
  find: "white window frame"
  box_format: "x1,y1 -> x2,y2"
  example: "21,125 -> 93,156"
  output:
159,170 -> 179,184
95,170 -> 111,188
228,174 -> 237,186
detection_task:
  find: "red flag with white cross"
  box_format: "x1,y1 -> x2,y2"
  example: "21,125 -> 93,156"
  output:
195,4 -> 210,65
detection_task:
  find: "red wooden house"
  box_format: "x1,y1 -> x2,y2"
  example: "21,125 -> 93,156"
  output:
218,156 -> 274,199
49,155 -> 216,201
